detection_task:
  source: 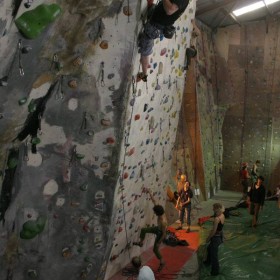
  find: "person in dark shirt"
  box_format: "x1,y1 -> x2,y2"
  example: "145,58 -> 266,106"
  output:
204,203 -> 225,276
247,175 -> 266,227
137,0 -> 189,82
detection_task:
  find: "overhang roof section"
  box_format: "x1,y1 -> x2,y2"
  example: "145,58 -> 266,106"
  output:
196,0 -> 280,29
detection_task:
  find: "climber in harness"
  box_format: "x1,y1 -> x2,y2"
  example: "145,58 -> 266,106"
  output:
137,0 -> 190,82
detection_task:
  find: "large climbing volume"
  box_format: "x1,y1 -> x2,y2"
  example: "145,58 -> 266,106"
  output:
15,4 -> 62,39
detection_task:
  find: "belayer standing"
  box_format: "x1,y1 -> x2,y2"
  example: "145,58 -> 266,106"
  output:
175,179 -> 193,232
137,0 -> 190,82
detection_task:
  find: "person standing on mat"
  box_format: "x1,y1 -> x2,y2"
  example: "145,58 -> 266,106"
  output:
175,179 -> 192,233
137,0 -> 190,82
247,175 -> 266,227
204,203 -> 225,276
133,189 -> 167,272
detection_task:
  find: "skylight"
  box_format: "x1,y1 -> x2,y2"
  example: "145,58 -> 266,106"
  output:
233,0 -> 280,17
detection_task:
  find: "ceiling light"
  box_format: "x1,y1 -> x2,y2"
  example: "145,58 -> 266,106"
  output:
233,0 -> 280,17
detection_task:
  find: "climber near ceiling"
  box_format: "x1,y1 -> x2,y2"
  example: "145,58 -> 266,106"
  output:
137,0 -> 190,82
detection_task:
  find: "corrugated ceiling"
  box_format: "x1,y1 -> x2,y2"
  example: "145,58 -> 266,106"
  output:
196,0 -> 280,29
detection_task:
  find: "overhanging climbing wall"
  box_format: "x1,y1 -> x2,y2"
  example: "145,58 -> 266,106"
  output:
0,0 -> 197,279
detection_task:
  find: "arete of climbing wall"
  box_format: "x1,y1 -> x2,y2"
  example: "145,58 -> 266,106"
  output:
192,22 -> 221,198
213,17 -> 280,191
0,0 -> 196,279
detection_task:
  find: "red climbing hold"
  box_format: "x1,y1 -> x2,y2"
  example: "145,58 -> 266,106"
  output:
106,137 -> 115,144
134,114 -> 140,121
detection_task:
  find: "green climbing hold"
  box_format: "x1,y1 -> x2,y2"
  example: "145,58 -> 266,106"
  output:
15,4 -> 62,39
20,216 -> 47,239
7,157 -> 18,169
76,153 -> 85,160
28,99 -> 36,113
31,137 -> 41,145
80,183 -> 88,191
18,97 -> 27,105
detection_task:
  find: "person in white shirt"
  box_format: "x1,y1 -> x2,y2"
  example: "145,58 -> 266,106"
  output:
131,256 -> 155,280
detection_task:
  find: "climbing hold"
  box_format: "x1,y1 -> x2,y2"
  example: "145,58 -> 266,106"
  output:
130,98 -> 135,106
62,247 -> 72,258
72,56 -> 83,66
108,73 -> 114,79
100,40 -> 109,49
20,216 -> 47,239
31,137 -> 41,145
101,119 -> 111,126
100,162 -> 110,169
144,104 -> 148,112
75,153 -> 85,160
68,80 -> 77,88
158,62 -> 163,74
18,97 -> 27,105
134,114 -> 140,121
28,99 -> 36,112
80,183 -> 88,191
153,63 -> 157,69
15,4 -> 62,39
123,172 -> 128,179
27,269 -> 38,278
127,147 -> 135,156
106,137 -> 115,144
123,6 -> 133,16
43,179 -> 58,196
160,48 -> 167,56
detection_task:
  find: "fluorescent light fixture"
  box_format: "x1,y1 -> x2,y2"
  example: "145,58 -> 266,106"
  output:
233,0 -> 280,17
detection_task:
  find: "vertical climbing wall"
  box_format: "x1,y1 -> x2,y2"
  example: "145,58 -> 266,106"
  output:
193,22 -> 221,198
0,0 -> 197,279
213,18 -> 280,191
105,1 -> 197,278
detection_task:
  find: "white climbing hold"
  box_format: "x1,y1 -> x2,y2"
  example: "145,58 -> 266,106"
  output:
56,197 -> 65,207
27,152 -> 42,167
43,179 -> 58,197
68,98 -> 78,111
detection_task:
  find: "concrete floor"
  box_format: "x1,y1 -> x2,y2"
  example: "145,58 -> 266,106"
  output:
167,190 -> 243,280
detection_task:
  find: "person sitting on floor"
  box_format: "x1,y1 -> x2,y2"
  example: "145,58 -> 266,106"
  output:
131,256 -> 155,280
137,0 -> 190,82
133,188 -> 167,271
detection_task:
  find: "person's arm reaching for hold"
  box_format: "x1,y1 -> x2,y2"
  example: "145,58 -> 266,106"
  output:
163,0 -> 179,15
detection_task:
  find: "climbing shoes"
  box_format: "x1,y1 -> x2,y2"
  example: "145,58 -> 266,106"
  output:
136,72 -> 148,82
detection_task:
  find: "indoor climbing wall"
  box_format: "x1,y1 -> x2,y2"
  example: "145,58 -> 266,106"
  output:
213,18 -> 280,191
0,0 -> 196,279
193,22 -> 221,198
105,0 -> 197,278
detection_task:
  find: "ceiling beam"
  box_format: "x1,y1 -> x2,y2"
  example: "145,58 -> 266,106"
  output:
196,0 -> 240,16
